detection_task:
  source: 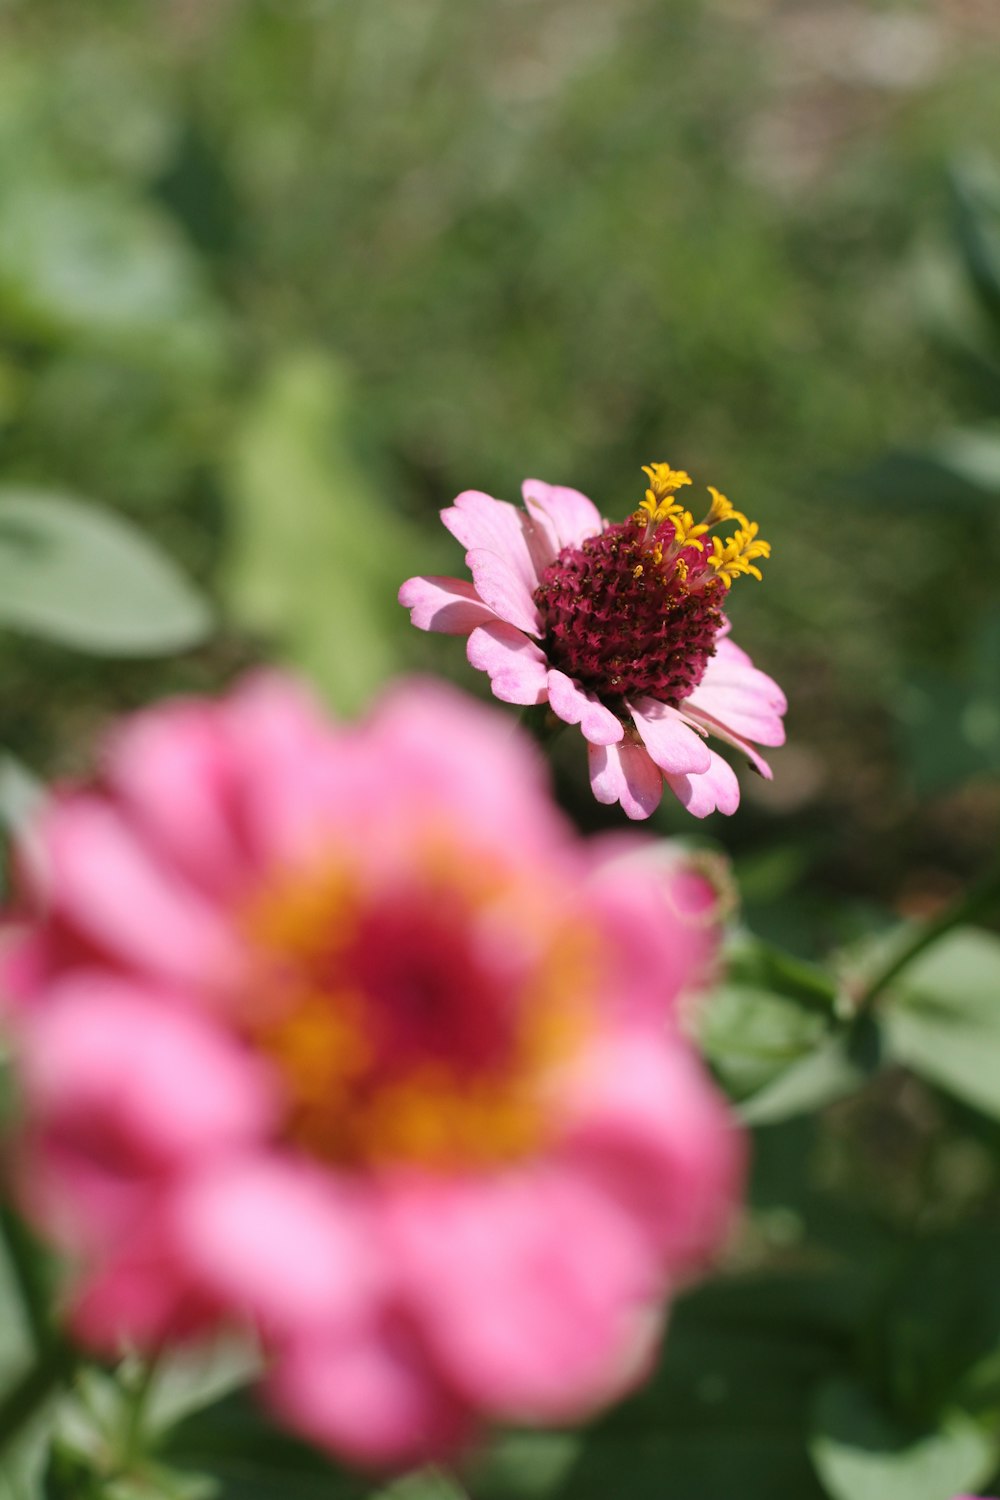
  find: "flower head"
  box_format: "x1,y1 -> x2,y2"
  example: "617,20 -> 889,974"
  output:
400,464 -> 787,820
1,675 -> 742,1469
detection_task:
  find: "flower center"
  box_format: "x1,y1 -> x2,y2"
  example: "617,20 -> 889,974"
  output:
238,842 -> 598,1170
532,463 -> 770,707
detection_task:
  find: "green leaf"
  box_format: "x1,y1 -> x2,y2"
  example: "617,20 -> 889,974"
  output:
884,927 -> 1000,1121
949,155 -> 1000,336
738,1028 -> 876,1127
0,489 -> 212,655
700,938 -> 840,1101
222,351 -> 427,715
0,173 -> 224,366
532,1271 -> 856,1500
371,1471 -> 468,1500
809,1377 -> 997,1500
161,1391 -> 368,1500
145,1339 -> 262,1439
847,428 -> 1000,515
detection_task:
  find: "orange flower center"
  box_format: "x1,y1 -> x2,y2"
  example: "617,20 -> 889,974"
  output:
238,840 -> 601,1170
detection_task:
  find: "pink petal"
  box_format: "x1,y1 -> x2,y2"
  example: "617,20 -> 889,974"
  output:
397,576 -> 496,636
41,796 -> 241,989
685,639 -> 786,747
387,1172 -> 660,1423
171,1158 -> 379,1336
19,977 -> 274,1166
467,622 -> 549,705
522,479 -> 603,551
584,843 -> 721,1025
630,698 -> 712,775
547,671 -> 623,746
266,1318 -> 474,1470
71,1212 -> 220,1354
464,548 -> 542,638
588,740 -> 663,820
103,701 -> 245,897
358,677 -> 568,860
682,705 -> 774,780
665,750 -> 740,818
441,490 -> 549,626
220,673 -> 351,871
555,1035 -> 744,1277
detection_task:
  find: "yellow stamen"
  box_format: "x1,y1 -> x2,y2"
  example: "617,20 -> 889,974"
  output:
705,521 -> 771,589
706,485 -> 748,529
670,509 -> 709,553
642,462 -> 692,499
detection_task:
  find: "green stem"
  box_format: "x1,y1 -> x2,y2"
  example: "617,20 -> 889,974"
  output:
856,851 -> 1000,1013
0,1343 -> 72,1461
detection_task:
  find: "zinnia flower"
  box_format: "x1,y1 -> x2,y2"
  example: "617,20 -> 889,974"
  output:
1,675 -> 742,1469
399,463 -> 787,819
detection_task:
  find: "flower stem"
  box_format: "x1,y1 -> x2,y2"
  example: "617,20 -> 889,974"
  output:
856,851 -> 1000,1014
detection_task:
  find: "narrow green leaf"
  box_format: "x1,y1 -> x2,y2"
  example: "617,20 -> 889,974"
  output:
0,490 -> 212,655
222,351 -> 427,714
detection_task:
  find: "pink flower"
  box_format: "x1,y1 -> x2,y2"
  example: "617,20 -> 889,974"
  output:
399,462 -> 787,820
1,675 -> 742,1470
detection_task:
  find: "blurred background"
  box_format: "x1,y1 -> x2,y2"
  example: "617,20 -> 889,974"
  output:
3,0 -> 1000,959
2,4 -> 1000,1497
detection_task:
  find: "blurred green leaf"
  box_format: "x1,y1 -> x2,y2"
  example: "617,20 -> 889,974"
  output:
884,927 -> 1000,1121
0,490 -> 212,655
145,1340 -> 262,1440
161,1391 -> 368,1500
699,938 -> 839,1100
949,155 -> 1000,337
809,1377 -> 997,1500
738,1029 -> 876,1127
371,1472 -> 467,1500
0,756 -> 45,843
896,614 -> 1000,794
0,172 -> 224,366
848,428 -> 1000,514
223,350 -> 424,714
0,1214 -> 47,1500
868,1231 -> 1000,1424
527,1272 -> 856,1500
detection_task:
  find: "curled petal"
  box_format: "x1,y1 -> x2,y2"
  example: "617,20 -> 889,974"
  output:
467,622 -> 549,706
547,671 -> 623,746
588,740 -> 663,821
685,638 -> 786,747
522,479 -> 603,552
398,576 -> 496,636
665,751 -> 740,818
630,698 -> 712,776
442,491 -> 548,628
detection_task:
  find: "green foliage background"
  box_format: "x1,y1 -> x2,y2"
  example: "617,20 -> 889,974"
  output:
1,2 -> 1000,1498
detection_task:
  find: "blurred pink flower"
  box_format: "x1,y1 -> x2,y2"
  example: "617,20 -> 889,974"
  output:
2,675 -> 742,1470
399,464 -> 786,819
